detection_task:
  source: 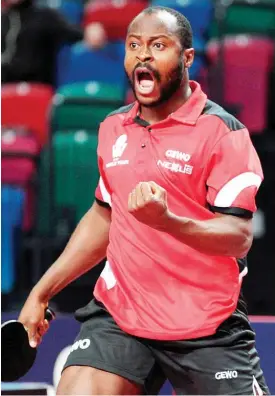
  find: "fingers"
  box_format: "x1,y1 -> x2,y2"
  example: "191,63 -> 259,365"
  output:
140,182 -> 154,202
38,319 -> 49,337
148,181 -> 165,199
25,319 -> 50,348
128,181 -> 167,214
128,190 -> 140,212
148,181 -> 158,194
128,182 -> 153,212
128,184 -> 138,212
136,183 -> 147,207
128,190 -> 135,211
26,321 -> 41,348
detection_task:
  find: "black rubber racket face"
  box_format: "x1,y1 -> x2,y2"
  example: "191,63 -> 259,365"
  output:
1,321 -> 37,382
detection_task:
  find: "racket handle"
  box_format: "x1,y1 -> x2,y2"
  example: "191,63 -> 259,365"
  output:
44,307 -> 56,322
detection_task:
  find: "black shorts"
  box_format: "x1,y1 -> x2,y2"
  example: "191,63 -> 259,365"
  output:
63,299 -> 270,395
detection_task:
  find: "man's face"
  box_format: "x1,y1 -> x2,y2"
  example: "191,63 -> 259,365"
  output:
124,11 -> 191,107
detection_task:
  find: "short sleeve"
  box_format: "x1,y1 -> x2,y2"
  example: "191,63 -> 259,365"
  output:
206,128 -> 263,218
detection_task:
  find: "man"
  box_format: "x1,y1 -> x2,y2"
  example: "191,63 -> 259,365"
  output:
18,6 -> 269,395
1,0 -> 106,86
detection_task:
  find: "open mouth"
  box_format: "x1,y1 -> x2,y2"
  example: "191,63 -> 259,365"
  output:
134,67 -> 155,95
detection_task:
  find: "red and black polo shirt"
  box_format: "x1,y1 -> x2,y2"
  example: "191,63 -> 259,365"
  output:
94,81 -> 263,340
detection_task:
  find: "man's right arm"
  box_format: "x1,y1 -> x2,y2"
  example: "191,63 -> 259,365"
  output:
18,201 -> 111,346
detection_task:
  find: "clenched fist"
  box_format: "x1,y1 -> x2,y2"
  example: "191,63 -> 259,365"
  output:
128,181 -> 169,229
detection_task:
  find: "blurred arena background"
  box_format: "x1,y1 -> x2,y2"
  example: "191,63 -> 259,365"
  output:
1,0 -> 275,394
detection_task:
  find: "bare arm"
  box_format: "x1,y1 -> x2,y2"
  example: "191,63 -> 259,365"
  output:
128,181 -> 253,259
32,201 -> 111,302
162,212 -> 253,258
19,201 -> 111,346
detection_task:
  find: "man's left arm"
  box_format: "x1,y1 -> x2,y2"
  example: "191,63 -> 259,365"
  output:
128,128 -> 263,258
128,181 -> 253,258
161,211 -> 252,258
161,126 -> 263,258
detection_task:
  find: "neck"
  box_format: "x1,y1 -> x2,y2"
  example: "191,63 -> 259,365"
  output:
139,77 -> 192,125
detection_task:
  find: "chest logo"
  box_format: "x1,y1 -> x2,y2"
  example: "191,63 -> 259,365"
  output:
106,134 -> 129,168
166,150 -> 191,162
157,149 -> 193,175
157,160 -> 193,175
113,134 -> 127,160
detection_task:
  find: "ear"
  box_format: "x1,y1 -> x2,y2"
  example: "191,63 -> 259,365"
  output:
184,48 -> 195,69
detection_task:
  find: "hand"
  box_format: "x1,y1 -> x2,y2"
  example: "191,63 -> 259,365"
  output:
128,181 -> 169,230
18,292 -> 50,348
84,22 -> 107,50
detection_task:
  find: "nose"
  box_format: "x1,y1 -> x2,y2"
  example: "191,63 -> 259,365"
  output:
137,47 -> 153,63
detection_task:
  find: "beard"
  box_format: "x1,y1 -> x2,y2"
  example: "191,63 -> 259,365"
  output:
125,60 -> 185,108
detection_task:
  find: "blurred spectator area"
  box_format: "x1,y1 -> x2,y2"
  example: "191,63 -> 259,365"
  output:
1,0 -> 275,313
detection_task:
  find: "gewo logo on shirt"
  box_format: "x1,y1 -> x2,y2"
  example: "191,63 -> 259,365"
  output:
157,149 -> 193,175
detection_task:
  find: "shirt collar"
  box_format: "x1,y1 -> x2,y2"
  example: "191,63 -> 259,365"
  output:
122,81 -> 207,127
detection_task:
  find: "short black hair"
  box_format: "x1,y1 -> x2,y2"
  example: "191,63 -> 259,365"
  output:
130,6 -> 193,50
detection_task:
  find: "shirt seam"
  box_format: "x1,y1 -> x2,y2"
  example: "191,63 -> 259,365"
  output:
204,126 -> 248,188
207,126 -> 247,160
121,324 -> 218,340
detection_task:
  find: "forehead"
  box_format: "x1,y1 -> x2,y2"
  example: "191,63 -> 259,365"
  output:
127,11 -> 179,39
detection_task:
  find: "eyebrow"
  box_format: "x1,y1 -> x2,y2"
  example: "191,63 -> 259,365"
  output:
127,34 -> 171,40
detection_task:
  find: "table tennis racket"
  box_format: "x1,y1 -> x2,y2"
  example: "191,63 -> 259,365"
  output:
1,307 -> 55,382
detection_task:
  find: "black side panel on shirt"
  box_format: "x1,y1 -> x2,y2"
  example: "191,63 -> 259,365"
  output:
237,257 -> 247,273
202,99 -> 245,131
236,287 -> 249,317
203,101 -> 251,319
95,198 -> 111,209
106,103 -> 135,119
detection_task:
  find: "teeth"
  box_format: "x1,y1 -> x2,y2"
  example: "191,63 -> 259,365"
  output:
135,73 -> 155,95
136,70 -> 152,82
